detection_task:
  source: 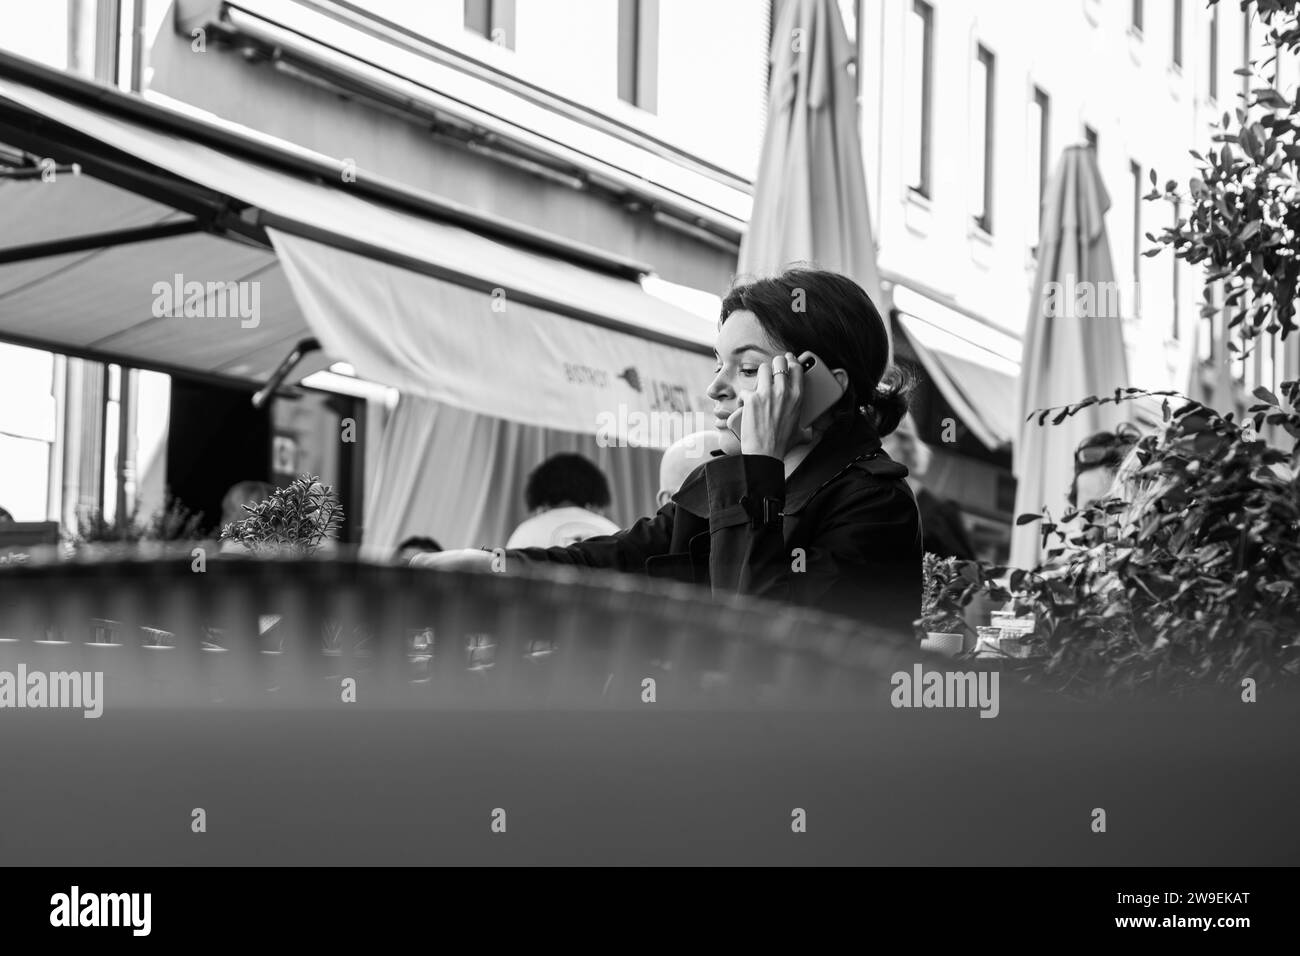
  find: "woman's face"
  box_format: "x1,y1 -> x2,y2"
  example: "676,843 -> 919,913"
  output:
706,310 -> 784,455
1074,465 -> 1118,511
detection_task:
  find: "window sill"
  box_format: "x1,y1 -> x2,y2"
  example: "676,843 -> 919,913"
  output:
969,222 -> 994,269
904,187 -> 932,236
463,29 -> 515,55
1168,63 -> 1184,100
1128,27 -> 1143,66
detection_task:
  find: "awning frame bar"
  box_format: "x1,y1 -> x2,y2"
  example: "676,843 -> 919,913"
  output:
0,50 -> 657,280
0,219 -> 205,265
0,112 -> 270,247
0,325 -> 277,393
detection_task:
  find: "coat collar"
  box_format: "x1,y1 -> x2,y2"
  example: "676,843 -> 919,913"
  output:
670,415 -> 904,519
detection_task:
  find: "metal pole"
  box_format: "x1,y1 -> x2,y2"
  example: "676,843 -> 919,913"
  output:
94,0 -> 122,85
130,0 -> 147,92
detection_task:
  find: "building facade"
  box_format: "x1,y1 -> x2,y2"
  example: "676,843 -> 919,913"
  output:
2,0 -> 1297,554
858,0 -> 1300,557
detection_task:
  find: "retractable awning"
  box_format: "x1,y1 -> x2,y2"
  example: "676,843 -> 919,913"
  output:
0,53 -> 716,443
889,283 -> 1021,452
0,169 -> 314,382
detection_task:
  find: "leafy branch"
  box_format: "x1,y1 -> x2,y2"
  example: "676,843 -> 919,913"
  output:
1004,378 -> 1300,696
219,475 -> 344,556
1146,1 -> 1300,351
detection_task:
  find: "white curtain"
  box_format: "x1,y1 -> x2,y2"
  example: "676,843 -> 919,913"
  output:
363,393 -> 662,555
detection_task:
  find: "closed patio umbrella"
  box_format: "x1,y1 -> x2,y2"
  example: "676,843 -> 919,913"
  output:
1011,145 -> 1131,569
739,0 -> 886,347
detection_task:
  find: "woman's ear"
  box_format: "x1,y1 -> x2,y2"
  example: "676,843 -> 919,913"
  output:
831,368 -> 850,390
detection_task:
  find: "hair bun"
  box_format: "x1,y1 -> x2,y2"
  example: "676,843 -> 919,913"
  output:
864,366 -> 914,437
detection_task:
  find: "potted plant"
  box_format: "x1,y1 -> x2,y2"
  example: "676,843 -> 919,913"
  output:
55,493 -> 206,648
217,476 -> 351,672
1010,382 -> 1300,698
917,554 -> 1004,656
67,492 -> 205,558
219,475 -> 343,556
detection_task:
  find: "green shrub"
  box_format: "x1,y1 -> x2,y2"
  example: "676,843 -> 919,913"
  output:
220,475 -> 343,556
68,493 -> 205,550
1008,383 -> 1300,697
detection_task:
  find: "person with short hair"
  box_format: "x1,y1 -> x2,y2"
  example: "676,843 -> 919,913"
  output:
220,480 -> 275,530
394,535 -> 443,563
505,454 -> 620,549
882,412 -> 976,560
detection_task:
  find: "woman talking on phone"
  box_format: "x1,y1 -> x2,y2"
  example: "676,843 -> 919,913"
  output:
413,268 -> 923,638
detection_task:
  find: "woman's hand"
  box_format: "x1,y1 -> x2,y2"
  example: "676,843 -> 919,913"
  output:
408,548 -> 495,572
740,352 -> 806,459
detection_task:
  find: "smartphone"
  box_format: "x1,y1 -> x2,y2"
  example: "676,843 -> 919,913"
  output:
795,352 -> 847,427
727,351 -> 846,440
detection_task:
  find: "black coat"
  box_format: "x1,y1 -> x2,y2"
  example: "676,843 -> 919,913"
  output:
505,415 -> 923,638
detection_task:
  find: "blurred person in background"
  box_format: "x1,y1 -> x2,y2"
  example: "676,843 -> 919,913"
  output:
414,268 -> 923,638
220,480 -> 274,531
217,479 -> 274,553
1068,423 -> 1142,512
504,453 -> 620,549
394,535 -> 443,563
656,430 -> 723,509
882,412 -> 975,560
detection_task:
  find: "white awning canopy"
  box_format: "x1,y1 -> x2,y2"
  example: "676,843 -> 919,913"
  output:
0,54 -> 717,443
889,283 -> 1021,451
0,170 -> 316,382
271,229 -> 715,438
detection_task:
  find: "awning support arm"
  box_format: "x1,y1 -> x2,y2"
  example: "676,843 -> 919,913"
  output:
252,337 -> 321,409
0,219 -> 203,265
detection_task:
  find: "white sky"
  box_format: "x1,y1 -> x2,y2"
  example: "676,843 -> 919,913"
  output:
0,0 -> 69,68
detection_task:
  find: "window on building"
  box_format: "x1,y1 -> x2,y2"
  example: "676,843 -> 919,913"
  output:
1171,199 -> 1182,340
837,0 -> 860,60
1231,288 -> 1251,383
1197,286 -> 1216,365
1130,160 -> 1143,317
972,45 -> 995,232
1132,0 -> 1144,33
765,0 -> 777,100
618,0 -> 659,112
1263,329 -> 1279,392
1210,3 -> 1220,99
1243,5 -> 1253,100
1173,0 -> 1184,67
1028,87 -> 1050,243
905,0 -> 934,197
464,0 -> 515,49
1243,335 -> 1259,390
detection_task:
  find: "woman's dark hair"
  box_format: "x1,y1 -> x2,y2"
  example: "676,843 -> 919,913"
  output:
719,268 -> 911,436
525,454 -> 612,511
